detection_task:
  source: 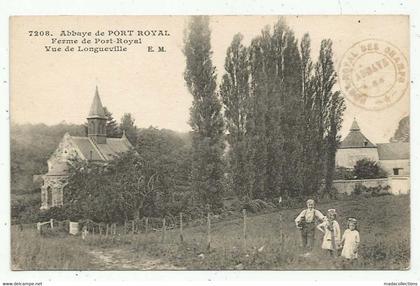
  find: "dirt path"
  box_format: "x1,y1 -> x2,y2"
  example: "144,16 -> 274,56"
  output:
88,247 -> 184,270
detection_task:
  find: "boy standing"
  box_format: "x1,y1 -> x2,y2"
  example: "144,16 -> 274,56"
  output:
295,199 -> 325,253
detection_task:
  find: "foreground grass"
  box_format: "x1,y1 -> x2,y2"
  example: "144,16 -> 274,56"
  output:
130,195 -> 409,270
11,227 -> 96,270
11,195 -> 410,270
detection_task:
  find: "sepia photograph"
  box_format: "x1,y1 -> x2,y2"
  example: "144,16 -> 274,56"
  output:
9,15 -> 410,271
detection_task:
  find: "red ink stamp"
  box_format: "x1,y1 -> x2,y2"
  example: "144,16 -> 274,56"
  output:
338,39 -> 408,110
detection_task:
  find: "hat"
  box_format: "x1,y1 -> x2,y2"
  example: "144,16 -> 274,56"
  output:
327,209 -> 337,216
348,217 -> 357,224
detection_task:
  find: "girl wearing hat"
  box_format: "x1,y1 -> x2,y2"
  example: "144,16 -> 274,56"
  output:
340,218 -> 360,260
317,209 -> 341,256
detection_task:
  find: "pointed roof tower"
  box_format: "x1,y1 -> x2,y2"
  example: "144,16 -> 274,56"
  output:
350,119 -> 360,131
340,118 -> 376,148
87,86 -> 106,119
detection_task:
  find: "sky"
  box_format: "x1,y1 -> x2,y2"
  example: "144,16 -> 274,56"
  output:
10,15 -> 409,143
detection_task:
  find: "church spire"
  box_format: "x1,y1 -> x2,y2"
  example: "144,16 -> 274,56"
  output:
88,86 -> 106,119
87,86 -> 107,144
350,118 -> 360,131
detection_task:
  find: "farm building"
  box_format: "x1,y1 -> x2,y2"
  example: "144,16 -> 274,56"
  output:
336,119 -> 410,176
40,87 -> 133,210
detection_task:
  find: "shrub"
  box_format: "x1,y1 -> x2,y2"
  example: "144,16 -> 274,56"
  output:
334,167 -> 355,180
353,183 -> 391,197
242,198 -> 275,213
353,159 -> 388,179
11,193 -> 41,224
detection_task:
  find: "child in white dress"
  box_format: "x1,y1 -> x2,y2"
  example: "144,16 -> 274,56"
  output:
341,218 -> 360,260
317,209 -> 341,256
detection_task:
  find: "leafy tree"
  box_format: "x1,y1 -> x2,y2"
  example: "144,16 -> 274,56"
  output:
390,115 -> 409,142
64,150 -> 161,222
103,107 -> 121,138
220,33 -> 251,199
136,127 -> 192,216
313,40 -> 346,196
220,19 -> 345,203
62,128 -> 193,222
246,20 -> 304,200
120,113 -> 138,144
299,33 -> 320,196
353,158 -> 387,179
183,16 -> 225,210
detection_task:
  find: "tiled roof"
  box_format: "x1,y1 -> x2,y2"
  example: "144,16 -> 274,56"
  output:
95,137 -> 132,160
377,143 -> 410,160
339,119 -> 376,148
340,130 -> 376,148
71,137 -> 105,161
70,136 -> 132,161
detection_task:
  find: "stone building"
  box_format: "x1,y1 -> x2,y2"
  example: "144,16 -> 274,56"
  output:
336,119 -> 410,176
40,87 -> 133,210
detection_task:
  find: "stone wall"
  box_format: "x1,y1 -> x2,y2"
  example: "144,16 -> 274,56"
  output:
333,176 -> 410,195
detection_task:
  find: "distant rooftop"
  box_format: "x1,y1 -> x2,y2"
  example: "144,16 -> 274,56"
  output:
339,118 -> 376,148
377,142 -> 409,160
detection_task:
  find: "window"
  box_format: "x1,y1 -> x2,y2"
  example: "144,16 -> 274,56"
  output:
393,168 -> 402,175
47,186 -> 52,207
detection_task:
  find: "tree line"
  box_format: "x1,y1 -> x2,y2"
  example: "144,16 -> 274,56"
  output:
185,17 -> 346,209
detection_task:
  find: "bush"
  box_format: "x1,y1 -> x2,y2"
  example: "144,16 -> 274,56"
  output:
242,198 -> 275,213
41,226 -> 68,238
353,159 -> 387,179
11,193 -> 42,224
38,206 -> 69,222
353,183 -> 391,197
334,167 -> 355,180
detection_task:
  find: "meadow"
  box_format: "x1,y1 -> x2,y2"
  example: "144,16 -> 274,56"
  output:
11,195 -> 410,270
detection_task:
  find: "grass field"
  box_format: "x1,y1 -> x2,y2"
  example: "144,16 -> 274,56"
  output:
11,195 -> 410,270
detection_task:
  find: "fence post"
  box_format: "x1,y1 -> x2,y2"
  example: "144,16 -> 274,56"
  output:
124,221 -> 127,235
50,219 -> 54,229
180,212 -> 184,243
207,212 -> 211,250
132,220 -> 135,235
161,217 -> 166,243
279,211 -> 283,237
145,217 -> 149,235
106,224 -> 109,236
243,209 -> 247,249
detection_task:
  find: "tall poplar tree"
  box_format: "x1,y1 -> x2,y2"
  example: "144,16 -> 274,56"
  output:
220,33 -> 251,199
313,39 -> 346,196
300,34 -> 321,195
183,16 -> 225,210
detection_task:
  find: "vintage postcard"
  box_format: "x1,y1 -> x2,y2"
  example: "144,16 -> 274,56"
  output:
9,15 -> 410,271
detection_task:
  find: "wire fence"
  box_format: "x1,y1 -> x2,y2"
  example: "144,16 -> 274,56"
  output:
30,209 -> 286,249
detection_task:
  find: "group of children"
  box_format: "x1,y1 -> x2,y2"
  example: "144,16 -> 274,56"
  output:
294,199 -> 360,260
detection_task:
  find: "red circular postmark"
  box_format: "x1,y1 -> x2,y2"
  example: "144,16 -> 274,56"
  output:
338,39 -> 408,110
